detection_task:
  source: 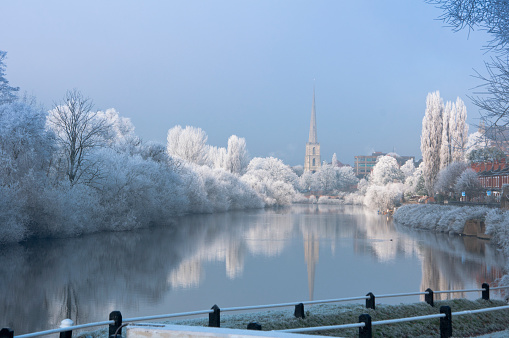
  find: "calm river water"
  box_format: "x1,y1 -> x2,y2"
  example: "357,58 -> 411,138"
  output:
0,205 -> 506,335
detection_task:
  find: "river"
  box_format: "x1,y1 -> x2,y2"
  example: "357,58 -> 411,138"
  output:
0,204 -> 506,335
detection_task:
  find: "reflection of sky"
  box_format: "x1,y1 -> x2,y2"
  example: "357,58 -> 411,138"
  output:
0,205 -> 505,335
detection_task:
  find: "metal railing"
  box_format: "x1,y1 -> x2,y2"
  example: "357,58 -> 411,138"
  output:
277,304 -> 509,337
2,283 -> 508,338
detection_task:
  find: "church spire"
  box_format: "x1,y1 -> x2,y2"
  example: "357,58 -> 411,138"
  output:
308,86 -> 317,143
304,85 -> 321,173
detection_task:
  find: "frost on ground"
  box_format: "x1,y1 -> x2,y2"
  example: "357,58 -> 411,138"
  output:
393,204 -> 492,234
77,299 -> 509,338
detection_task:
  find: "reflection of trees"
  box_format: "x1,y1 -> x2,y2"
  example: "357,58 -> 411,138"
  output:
413,230 -> 505,300
1,205 -> 505,335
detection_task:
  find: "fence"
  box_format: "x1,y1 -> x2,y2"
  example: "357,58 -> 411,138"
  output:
2,283 -> 509,338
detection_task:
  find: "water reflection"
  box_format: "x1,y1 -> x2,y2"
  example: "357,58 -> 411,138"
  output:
0,205 -> 505,335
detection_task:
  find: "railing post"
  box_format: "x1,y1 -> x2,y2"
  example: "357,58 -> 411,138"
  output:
247,322 -> 262,330
366,292 -> 375,310
0,328 -> 13,338
294,303 -> 305,318
359,314 -> 372,338
109,311 -> 123,338
440,305 -> 452,338
425,288 -> 434,307
59,319 -> 73,338
482,283 -> 490,300
209,304 -> 220,327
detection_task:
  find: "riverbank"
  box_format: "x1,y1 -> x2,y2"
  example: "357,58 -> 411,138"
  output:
78,299 -> 509,337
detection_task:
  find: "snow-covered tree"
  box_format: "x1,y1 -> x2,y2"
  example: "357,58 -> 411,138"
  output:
421,91 -> 444,195
370,155 -> 404,186
167,125 -> 208,165
404,162 -> 427,197
400,159 -> 415,178
454,168 -> 482,200
364,183 -> 404,211
0,51 -> 19,105
0,99 -> 54,183
225,135 -> 249,175
96,108 -> 140,154
450,98 -> 468,162
440,101 -> 452,170
207,145 -> 228,169
241,157 -> 299,205
47,90 -> 110,185
331,153 -> 339,167
467,147 -> 505,162
434,162 -> 469,196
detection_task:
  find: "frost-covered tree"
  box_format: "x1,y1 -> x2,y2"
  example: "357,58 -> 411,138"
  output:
0,98 -> 54,183
465,130 -> 491,160
47,90 -> 110,185
364,183 -> 404,211
440,101 -> 452,170
450,98 -> 468,162
241,157 -> 299,205
167,125 -> 208,165
428,1 -> 509,136
207,145 -> 228,169
331,153 -> 339,167
421,91 -> 444,195
291,165 -> 304,177
225,135 -> 249,175
400,159 -> 415,178
96,108 -> 140,154
434,162 -> 469,196
467,147 -> 505,162
404,162 -> 427,197
454,168 -> 482,200
0,51 -> 19,105
370,155 -> 404,186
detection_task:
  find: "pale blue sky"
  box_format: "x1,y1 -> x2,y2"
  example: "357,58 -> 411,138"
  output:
0,1 -> 492,166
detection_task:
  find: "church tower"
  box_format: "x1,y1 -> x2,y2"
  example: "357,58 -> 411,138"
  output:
304,87 -> 321,172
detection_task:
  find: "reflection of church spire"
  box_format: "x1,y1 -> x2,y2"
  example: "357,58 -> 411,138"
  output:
303,232 -> 319,301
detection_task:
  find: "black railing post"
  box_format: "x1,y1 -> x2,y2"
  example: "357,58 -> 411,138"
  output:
425,288 -> 434,307
366,292 -> 375,310
440,306 -> 452,338
109,311 -> 123,338
359,314 -> 372,338
0,328 -> 13,338
294,303 -> 305,318
209,304 -> 220,327
59,319 -> 73,338
482,283 -> 490,300
247,322 -> 262,330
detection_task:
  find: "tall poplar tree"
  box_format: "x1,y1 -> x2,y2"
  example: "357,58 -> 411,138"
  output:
440,101 -> 452,170
450,97 -> 469,162
421,91 -> 444,195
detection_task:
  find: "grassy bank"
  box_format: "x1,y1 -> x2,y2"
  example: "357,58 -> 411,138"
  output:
78,299 -> 509,337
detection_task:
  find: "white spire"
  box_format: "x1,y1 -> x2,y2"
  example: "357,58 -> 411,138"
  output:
308,86 -> 317,143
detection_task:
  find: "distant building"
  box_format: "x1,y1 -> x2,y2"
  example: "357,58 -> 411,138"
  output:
354,152 -> 415,178
304,88 -> 321,173
354,152 -> 384,177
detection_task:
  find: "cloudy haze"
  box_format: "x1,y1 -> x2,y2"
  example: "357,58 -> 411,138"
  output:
0,0 -> 491,165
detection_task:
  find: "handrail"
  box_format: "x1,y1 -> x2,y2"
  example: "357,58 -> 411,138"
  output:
376,291 -> 428,299
15,321 -> 114,338
453,305 -> 509,316
372,313 -> 445,326
8,284 -> 509,338
221,296 -> 371,312
278,322 -> 365,333
274,305 -> 509,334
124,310 -> 214,322
434,288 -> 484,294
